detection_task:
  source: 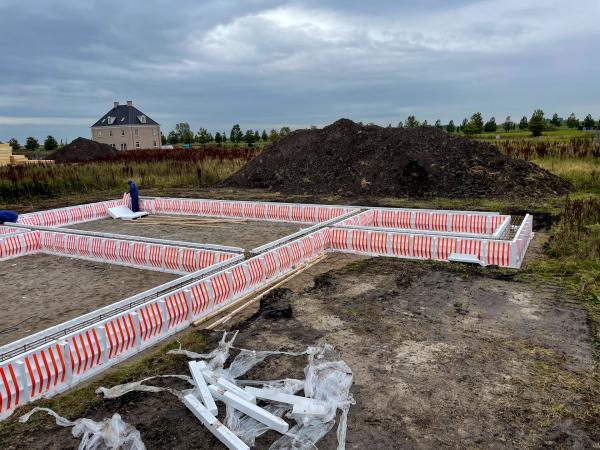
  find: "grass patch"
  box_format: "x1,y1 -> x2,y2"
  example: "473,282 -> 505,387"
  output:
532,157 -> 599,193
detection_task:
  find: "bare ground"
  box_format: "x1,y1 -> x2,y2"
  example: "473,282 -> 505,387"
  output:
0,254 -> 176,346
2,249 -> 598,450
67,216 -> 305,250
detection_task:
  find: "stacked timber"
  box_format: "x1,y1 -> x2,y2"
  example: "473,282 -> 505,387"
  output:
0,143 -> 54,166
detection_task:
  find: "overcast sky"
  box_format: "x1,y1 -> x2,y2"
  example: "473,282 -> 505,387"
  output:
0,0 -> 599,142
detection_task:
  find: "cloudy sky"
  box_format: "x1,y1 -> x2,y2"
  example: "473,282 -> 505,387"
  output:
0,0 -> 598,142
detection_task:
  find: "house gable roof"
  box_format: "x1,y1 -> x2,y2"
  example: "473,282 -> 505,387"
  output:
91,104 -> 159,127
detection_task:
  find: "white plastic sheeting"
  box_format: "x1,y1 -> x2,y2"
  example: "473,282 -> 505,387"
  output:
19,407 -> 145,450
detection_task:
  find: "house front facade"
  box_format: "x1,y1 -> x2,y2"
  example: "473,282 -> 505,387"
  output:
91,100 -> 161,150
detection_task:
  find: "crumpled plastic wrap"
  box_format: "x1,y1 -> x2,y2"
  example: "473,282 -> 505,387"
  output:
167,330 -> 239,371
96,375 -> 194,400
270,344 -> 355,450
19,407 -> 145,450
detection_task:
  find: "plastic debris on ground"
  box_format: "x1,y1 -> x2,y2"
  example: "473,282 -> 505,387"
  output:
58,330 -> 354,450
19,407 -> 145,450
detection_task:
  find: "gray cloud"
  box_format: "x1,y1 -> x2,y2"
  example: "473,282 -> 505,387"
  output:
0,0 -> 599,142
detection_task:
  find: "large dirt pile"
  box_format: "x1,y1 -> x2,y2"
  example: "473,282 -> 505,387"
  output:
49,137 -> 118,163
224,119 -> 570,198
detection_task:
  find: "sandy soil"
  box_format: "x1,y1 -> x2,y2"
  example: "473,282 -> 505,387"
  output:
68,216 -> 305,250
0,254 -> 176,346
3,250 -> 597,449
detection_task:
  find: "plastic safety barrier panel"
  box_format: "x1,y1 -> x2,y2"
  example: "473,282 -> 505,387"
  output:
139,197 -> 358,224
17,198 -> 127,228
0,227 -> 332,420
336,208 -> 510,237
37,230 -> 237,275
0,231 -> 41,261
332,214 -> 533,269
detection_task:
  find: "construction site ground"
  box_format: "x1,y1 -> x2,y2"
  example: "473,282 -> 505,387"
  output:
1,236 -> 598,449
0,254 -> 177,346
67,216 -> 305,250
0,189 -> 598,449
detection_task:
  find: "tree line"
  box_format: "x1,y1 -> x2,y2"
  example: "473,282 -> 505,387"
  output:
400,111 -> 599,137
4,111 -> 598,151
164,123 -> 292,147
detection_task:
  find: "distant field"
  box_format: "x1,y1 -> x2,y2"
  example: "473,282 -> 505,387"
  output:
474,127 -> 597,141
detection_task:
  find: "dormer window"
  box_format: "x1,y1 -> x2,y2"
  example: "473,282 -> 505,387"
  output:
138,115 -> 147,124
107,116 -> 115,125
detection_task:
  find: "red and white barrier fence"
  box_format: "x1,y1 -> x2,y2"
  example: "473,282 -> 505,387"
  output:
37,230 -> 238,275
336,208 -> 510,237
0,227 -> 331,419
139,197 -> 358,224
17,198 -> 127,228
0,231 -> 41,261
331,214 -> 533,269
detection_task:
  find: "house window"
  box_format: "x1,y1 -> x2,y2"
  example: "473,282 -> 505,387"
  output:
109,130 -> 113,137
135,141 -> 140,148
138,115 -> 147,124
120,143 -> 127,150
121,129 -> 125,136
153,140 -> 157,147
107,116 -> 115,125
111,144 -> 116,148
97,130 -> 102,137
134,128 -> 139,136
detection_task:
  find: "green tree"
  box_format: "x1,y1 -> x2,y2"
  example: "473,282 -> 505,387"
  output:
528,109 -> 545,137
422,120 -> 428,126
167,131 -> 178,145
470,112 -> 484,133
397,121 -> 404,128
25,136 -> 39,150
446,120 -> 456,132
175,122 -> 191,140
230,124 -> 243,143
405,115 -> 419,128
503,116 -> 513,132
434,119 -> 443,129
279,126 -> 291,137
550,113 -> 562,127
244,129 -> 256,146
214,132 -> 222,146
484,117 -> 497,132
181,130 -> 194,144
161,134 -> 167,145
196,128 -> 212,144
582,114 -> 595,128
8,138 -> 20,150
566,113 -> 579,129
268,129 -> 279,140
518,116 -> 529,130
222,132 -> 227,144
261,130 -> 268,141
254,130 -> 260,142
44,135 -> 58,150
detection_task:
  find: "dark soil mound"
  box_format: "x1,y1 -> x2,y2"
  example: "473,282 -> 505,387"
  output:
224,119 -> 571,198
49,137 -> 118,163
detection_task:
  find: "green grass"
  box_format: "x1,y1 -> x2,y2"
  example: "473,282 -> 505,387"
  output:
533,158 -> 600,194
474,128 -> 596,141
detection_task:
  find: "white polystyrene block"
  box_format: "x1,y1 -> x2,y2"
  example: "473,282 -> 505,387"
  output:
189,361 -> 218,416
208,385 -> 289,434
183,394 -> 249,450
216,377 -> 256,404
245,387 -> 329,418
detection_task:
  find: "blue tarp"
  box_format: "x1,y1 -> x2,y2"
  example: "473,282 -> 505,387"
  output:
0,210 -> 18,224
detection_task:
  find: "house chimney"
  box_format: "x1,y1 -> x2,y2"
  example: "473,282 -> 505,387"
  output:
127,100 -> 133,107
113,101 -> 119,109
